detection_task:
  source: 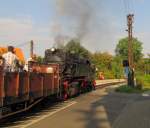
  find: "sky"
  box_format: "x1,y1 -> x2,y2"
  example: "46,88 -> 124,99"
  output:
0,0 -> 149,58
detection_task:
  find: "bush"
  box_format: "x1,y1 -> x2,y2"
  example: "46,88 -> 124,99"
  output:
116,85 -> 142,93
104,71 -> 115,79
136,75 -> 150,89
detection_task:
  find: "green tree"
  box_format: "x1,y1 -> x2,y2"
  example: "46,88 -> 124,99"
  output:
148,54 -> 150,63
65,39 -> 91,59
91,52 -> 113,71
91,52 -> 124,79
92,52 -> 115,79
115,37 -> 143,62
111,56 -> 124,78
36,56 -> 44,63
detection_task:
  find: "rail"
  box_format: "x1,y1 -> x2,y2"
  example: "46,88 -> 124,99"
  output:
95,79 -> 126,89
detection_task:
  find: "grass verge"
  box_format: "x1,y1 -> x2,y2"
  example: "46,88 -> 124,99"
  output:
136,75 -> 150,89
115,85 -> 150,93
116,75 -> 150,93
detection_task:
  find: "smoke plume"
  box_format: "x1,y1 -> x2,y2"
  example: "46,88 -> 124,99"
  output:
52,0 -> 122,54
55,0 -> 93,40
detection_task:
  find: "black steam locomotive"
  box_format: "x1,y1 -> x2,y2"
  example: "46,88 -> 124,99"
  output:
44,48 -> 95,98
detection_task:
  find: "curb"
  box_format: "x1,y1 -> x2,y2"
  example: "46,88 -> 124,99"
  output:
95,81 -> 126,89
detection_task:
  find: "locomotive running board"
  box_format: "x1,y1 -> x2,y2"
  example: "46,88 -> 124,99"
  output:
1,98 -> 43,119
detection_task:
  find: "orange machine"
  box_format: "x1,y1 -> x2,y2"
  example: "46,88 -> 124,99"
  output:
0,47 -> 25,63
99,72 -> 105,80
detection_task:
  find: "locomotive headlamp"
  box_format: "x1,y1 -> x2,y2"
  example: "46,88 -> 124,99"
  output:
51,47 -> 56,52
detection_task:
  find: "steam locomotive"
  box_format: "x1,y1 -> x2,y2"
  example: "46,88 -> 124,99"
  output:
45,48 -> 95,97
0,48 -> 95,119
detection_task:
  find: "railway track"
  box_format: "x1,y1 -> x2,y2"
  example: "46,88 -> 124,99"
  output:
0,79 -> 125,128
95,79 -> 126,89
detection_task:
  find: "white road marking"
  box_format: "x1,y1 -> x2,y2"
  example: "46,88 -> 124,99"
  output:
7,125 -> 25,128
142,93 -> 150,97
22,101 -> 77,128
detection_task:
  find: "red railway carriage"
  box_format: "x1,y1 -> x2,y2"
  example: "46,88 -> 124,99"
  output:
29,73 -> 43,99
0,63 -> 60,119
29,63 -> 60,99
43,73 -> 54,96
18,72 -> 29,102
4,72 -> 20,105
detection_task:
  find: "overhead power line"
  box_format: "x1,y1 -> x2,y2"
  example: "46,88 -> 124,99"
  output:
122,0 -> 128,13
15,41 -> 30,47
122,0 -> 135,14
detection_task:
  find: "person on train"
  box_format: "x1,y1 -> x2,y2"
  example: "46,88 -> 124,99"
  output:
2,46 -> 19,72
23,54 -> 37,72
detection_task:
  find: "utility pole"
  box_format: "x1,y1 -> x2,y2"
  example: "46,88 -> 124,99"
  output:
30,40 -> 34,58
127,14 -> 134,68
127,14 -> 135,87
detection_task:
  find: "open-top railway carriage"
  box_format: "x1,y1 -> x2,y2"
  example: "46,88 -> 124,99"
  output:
0,63 -> 60,119
0,47 -> 95,119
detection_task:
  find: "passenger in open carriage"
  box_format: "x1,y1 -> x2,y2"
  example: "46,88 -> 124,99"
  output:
2,46 -> 19,72
24,54 -> 37,72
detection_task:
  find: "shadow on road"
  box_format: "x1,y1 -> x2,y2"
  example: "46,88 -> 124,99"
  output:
74,88 -> 148,128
